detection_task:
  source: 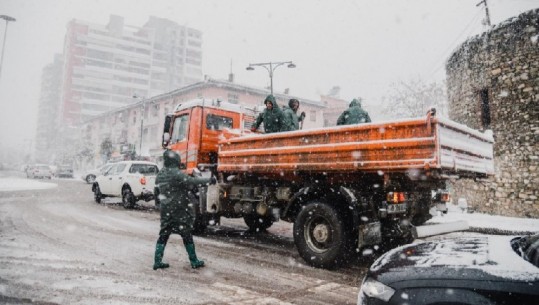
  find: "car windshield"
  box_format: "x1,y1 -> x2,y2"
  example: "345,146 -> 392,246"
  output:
100,165 -> 113,173
37,166 -> 49,170
511,233 -> 539,268
129,164 -> 159,175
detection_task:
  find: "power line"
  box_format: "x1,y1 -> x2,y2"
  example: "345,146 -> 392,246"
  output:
427,7 -> 484,79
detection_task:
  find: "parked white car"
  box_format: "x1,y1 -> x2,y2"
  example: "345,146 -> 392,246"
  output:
27,164 -> 52,179
92,161 -> 159,209
82,163 -> 114,184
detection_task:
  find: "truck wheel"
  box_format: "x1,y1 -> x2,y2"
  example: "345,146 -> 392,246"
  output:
293,201 -> 352,269
244,214 -> 273,232
122,187 -> 136,209
94,184 -> 102,204
410,191 -> 434,226
193,214 -> 208,235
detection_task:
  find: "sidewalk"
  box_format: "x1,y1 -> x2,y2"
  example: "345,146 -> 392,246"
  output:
427,203 -> 539,235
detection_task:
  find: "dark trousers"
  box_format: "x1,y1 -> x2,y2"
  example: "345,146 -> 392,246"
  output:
157,232 -> 193,246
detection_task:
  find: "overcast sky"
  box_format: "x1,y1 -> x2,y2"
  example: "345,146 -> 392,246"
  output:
0,0 -> 537,149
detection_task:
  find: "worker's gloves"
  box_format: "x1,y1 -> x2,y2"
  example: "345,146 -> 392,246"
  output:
300,112 -> 306,119
250,126 -> 257,132
209,176 -> 217,185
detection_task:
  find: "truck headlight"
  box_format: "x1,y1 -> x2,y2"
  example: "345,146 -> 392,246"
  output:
360,277 -> 395,302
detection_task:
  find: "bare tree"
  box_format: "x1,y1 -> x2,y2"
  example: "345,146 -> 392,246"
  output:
380,77 -> 447,119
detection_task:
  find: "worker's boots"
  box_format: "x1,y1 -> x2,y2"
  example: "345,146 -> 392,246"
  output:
153,242 -> 170,270
184,243 -> 205,269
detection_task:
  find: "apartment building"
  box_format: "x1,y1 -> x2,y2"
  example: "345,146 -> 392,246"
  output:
60,15 -> 203,126
34,54 -> 64,163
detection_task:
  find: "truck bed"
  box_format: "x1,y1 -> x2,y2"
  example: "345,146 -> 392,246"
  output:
217,116 -> 494,177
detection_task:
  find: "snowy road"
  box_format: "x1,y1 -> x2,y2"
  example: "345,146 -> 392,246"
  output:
0,174 -> 364,305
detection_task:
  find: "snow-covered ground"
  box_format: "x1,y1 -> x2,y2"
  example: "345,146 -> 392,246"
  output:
0,176 -> 58,191
428,203 -> 539,234
1,174 -> 537,234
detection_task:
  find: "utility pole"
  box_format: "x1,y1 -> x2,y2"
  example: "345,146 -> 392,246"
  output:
476,0 -> 492,27
0,15 -> 16,82
133,94 -> 146,157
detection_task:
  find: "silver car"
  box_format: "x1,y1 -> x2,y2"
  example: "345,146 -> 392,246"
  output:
28,164 -> 52,179
82,163 -> 114,184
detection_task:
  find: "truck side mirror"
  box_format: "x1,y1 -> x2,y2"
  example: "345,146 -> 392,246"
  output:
162,132 -> 170,147
162,114 -> 173,148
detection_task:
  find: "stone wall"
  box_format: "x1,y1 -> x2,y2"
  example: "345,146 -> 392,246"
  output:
445,9 -> 538,218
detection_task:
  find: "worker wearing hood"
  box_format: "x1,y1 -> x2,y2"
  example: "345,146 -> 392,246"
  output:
251,95 -> 285,133
336,98 -> 371,125
152,150 -> 213,270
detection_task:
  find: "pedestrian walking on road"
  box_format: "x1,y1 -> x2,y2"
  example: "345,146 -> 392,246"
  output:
282,98 -> 306,131
251,95 -> 285,133
336,98 -> 371,126
152,150 -> 213,270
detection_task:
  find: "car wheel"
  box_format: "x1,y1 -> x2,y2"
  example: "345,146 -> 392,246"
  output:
122,187 -> 136,209
293,200 -> 353,269
94,184 -> 102,204
86,174 -> 96,184
243,213 -> 273,232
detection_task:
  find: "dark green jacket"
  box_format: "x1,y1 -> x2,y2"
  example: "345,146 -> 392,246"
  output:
156,150 -> 210,235
336,99 -> 371,125
253,95 -> 284,133
282,107 -> 304,131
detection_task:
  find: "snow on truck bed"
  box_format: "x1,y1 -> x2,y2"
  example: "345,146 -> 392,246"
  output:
218,116 -> 494,177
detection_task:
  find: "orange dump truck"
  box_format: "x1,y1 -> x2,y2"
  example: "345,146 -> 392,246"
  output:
162,99 -> 494,268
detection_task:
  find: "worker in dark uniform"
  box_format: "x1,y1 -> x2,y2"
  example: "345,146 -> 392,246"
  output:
251,95 -> 285,133
336,98 -> 371,125
152,150 -> 213,270
282,98 -> 306,131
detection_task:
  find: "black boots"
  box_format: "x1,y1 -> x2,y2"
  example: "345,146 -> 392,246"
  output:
153,242 -> 170,270
184,243 -> 205,269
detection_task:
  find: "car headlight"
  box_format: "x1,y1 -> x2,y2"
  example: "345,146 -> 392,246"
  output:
360,277 -> 395,302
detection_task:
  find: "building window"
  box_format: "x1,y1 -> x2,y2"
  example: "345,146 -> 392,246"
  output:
479,89 -> 491,129
228,93 -> 239,104
310,110 -> 316,122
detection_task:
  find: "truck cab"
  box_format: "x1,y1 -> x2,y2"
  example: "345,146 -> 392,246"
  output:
162,99 -> 256,174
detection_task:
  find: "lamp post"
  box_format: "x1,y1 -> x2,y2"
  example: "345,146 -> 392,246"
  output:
246,61 -> 296,95
0,15 -> 16,81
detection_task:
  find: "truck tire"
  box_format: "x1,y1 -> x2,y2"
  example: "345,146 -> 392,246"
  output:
193,214 -> 208,235
411,191 -> 433,226
293,201 -> 352,269
187,189 -> 208,235
122,187 -> 136,209
244,214 -> 273,232
94,184 -> 102,204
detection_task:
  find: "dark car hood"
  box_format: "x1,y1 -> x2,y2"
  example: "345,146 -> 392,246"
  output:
370,234 -> 539,287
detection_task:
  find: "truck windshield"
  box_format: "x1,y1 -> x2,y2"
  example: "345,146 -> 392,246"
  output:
171,114 -> 189,143
206,114 -> 233,130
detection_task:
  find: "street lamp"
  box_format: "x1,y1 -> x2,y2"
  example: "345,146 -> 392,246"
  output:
0,15 -> 16,81
246,61 -> 296,95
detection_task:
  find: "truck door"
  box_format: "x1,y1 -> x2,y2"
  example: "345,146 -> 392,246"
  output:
168,112 -> 192,168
